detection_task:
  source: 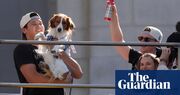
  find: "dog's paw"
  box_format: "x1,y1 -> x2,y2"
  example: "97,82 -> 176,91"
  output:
57,48 -> 64,53
63,72 -> 73,83
34,32 -> 45,40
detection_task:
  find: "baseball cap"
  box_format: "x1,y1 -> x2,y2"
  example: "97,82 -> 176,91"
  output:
20,12 -> 41,28
141,26 -> 163,42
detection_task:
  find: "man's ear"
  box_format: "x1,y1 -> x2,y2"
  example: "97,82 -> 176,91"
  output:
21,28 -> 27,34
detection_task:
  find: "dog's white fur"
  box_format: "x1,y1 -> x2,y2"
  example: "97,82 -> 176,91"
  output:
34,13 -> 75,80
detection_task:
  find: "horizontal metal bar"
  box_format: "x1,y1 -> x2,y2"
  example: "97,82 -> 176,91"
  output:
0,39 -> 180,47
0,82 -> 114,89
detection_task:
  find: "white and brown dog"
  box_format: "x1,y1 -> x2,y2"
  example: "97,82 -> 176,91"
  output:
35,13 -> 75,80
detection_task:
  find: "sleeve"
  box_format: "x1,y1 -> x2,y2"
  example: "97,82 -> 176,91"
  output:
128,49 -> 142,66
14,45 -> 35,69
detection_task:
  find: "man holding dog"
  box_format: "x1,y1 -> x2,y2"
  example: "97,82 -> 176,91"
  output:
13,12 -> 83,95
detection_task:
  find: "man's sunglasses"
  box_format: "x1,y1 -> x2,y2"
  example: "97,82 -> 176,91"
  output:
138,36 -> 157,42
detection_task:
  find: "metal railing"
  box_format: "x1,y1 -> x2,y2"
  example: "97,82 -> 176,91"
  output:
0,39 -> 179,90
0,39 -> 180,47
0,82 -> 114,89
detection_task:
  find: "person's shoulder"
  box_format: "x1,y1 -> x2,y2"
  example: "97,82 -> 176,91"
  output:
171,32 -> 180,35
15,44 -> 31,49
129,48 -> 142,62
167,32 -> 180,42
14,44 -> 34,52
130,48 -> 142,55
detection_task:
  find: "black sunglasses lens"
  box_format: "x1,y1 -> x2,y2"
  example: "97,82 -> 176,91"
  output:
144,38 -> 150,42
138,37 -> 152,42
138,37 -> 143,41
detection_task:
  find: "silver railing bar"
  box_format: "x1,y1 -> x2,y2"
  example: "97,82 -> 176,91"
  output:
0,39 -> 180,47
0,82 -> 115,89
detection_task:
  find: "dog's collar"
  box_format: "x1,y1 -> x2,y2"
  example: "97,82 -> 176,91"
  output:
47,33 -> 68,41
47,36 -> 58,41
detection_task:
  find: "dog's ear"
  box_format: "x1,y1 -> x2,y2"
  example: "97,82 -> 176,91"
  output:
65,17 -> 75,31
48,17 -> 55,28
49,15 -> 60,28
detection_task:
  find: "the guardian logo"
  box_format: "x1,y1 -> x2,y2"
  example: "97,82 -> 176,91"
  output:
118,72 -> 170,90
116,70 -> 180,95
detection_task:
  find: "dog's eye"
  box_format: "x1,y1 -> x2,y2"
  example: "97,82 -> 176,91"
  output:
62,19 -> 66,24
54,20 -> 60,25
52,20 -> 60,28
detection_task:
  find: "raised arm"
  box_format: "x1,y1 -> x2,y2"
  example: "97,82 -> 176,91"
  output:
109,4 -> 131,61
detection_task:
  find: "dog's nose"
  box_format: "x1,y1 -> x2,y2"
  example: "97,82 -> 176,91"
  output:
57,28 -> 62,32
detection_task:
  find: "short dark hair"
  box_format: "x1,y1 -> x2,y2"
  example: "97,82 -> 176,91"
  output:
176,21 -> 180,32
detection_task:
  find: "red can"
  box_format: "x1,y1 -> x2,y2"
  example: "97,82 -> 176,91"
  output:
104,0 -> 115,21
